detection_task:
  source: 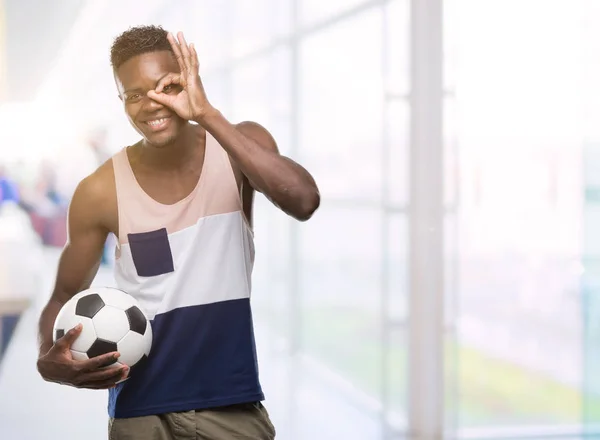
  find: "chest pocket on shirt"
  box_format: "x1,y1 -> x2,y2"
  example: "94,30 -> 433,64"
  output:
127,228 -> 175,277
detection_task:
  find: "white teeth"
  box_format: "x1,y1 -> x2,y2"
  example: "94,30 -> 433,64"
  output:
148,118 -> 167,126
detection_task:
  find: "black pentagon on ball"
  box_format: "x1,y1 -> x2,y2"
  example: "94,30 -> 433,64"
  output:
87,339 -> 118,359
55,329 -> 65,340
125,306 -> 147,335
129,354 -> 149,374
75,294 -> 105,319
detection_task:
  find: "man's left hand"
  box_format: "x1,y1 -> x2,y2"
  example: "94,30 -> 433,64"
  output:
147,31 -> 215,122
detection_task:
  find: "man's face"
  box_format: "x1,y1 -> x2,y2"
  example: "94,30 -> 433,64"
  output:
115,50 -> 186,148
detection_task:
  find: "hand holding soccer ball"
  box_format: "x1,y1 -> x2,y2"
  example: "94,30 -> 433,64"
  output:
37,287 -> 152,390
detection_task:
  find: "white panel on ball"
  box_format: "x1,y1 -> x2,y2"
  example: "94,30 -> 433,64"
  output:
93,306 -> 132,343
71,350 -> 89,362
97,287 -> 139,309
118,327 -> 152,368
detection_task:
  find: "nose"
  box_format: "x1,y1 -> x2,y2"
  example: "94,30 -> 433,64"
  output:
142,94 -> 165,112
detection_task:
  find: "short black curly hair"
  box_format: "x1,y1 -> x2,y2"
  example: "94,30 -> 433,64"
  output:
110,25 -> 173,70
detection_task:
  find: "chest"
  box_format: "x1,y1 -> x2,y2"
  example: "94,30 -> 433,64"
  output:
130,144 -> 206,205
133,167 -> 203,205
111,142 -> 247,241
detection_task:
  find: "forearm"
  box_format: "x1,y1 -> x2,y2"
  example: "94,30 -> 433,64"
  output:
37,297 -> 64,358
198,111 -> 320,220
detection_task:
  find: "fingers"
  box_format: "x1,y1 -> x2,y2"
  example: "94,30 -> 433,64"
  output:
176,32 -> 193,73
189,43 -> 199,72
79,375 -> 126,390
78,364 -> 129,386
155,73 -> 182,93
147,89 -> 175,108
55,324 -> 82,349
167,32 -> 186,74
168,31 -> 198,76
79,351 -> 120,372
82,380 -> 121,390
148,71 -> 182,109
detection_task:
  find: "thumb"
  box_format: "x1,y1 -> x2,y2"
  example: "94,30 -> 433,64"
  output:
56,323 -> 82,349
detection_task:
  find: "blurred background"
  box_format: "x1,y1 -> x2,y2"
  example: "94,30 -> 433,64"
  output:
0,0 -> 599,439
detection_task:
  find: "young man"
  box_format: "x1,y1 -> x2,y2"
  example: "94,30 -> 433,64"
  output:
35,25 -> 320,439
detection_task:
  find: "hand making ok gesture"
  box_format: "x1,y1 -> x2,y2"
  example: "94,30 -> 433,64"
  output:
147,31 -> 214,122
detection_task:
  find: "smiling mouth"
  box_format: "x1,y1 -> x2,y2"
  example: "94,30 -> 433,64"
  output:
145,117 -> 171,131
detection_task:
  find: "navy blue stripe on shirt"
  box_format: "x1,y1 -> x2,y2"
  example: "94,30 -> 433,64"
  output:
108,298 -> 264,418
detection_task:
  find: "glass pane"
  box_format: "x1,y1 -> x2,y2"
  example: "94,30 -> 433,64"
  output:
230,49 -> 294,343
445,213 -> 460,434
300,206 -> 383,404
231,0 -> 292,57
582,0 -> 600,430
232,57 -> 271,124
201,73 -> 231,116
449,0 -> 585,433
231,49 -> 292,154
385,100 -> 409,206
300,0 -> 369,26
157,0 -> 231,69
582,239 -> 600,431
444,0 -> 458,91
582,0 -> 600,144
386,214 -> 408,322
444,97 -> 459,209
384,327 -> 408,431
299,9 -> 383,200
251,197 -> 294,344
384,215 -> 408,428
444,213 -> 459,327
385,0 -> 410,96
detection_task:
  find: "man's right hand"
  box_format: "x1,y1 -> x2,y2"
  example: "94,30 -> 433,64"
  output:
37,324 -> 129,390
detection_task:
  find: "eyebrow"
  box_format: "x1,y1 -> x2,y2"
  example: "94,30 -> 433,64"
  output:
123,73 -> 174,96
123,88 -> 144,95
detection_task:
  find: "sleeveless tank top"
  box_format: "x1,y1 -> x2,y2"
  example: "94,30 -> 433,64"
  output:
107,131 -> 263,418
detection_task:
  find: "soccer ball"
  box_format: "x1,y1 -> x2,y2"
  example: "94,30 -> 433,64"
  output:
52,287 -> 152,372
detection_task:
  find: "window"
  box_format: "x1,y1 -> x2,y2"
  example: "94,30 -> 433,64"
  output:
231,49 -> 292,153
300,0 -> 372,27
299,9 -> 384,201
299,206 -> 385,401
385,99 -> 409,207
231,0 -> 292,57
230,49 -> 294,340
384,0 -> 410,97
446,0 -> 586,433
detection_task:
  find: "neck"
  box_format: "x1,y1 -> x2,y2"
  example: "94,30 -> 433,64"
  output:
140,123 -> 202,169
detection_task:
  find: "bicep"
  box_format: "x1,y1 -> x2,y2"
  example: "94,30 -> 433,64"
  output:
236,121 -> 279,155
232,121 -> 280,194
50,182 -> 109,304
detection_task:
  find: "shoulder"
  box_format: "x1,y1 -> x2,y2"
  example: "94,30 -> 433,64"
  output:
69,158 -> 117,231
75,159 -> 115,203
236,121 -> 279,153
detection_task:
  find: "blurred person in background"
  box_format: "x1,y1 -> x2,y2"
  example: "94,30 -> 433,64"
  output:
0,165 -> 20,206
86,125 -> 115,266
88,125 -> 112,165
21,161 -> 69,247
35,25 -> 320,440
